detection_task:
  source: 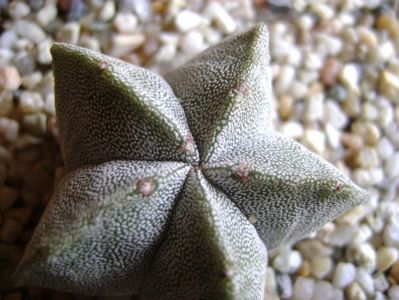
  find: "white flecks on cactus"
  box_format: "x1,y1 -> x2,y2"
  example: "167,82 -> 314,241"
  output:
10,24 -> 368,299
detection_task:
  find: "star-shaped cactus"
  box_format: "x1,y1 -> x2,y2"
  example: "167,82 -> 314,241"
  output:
11,24 -> 367,299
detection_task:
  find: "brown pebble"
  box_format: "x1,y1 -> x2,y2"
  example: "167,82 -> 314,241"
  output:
341,133 -> 364,151
390,260 -> 399,282
321,58 -> 340,87
278,95 -> 293,120
0,218 -> 23,242
0,186 -> 19,212
6,206 -> 33,225
376,13 -> 399,38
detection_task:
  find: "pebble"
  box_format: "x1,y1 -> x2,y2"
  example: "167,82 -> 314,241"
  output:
21,71 -> 42,89
293,277 -> 314,300
13,51 -> 36,75
13,19 -> 46,44
296,240 -> 333,259
0,186 -> 19,211
275,65 -> 295,94
332,262 -> 356,288
389,260 -> 399,282
377,246 -> 398,272
109,34 -> 145,58
264,267 -> 278,299
324,100 -> 348,129
19,91 -> 44,114
8,1 -> 30,19
374,274 -> 389,292
325,123 -> 340,149
351,224 -> 373,246
302,129 -> 325,154
339,63 -> 361,92
336,206 -> 366,227
305,92 -> 324,122
388,286 -> 399,300
153,44 -> 177,63
22,113 -> 47,136
385,152 -> 399,178
98,0 -> 115,21
328,224 -> 358,246
273,249 -> 302,274
309,3 -> 334,20
0,218 -> 23,242
383,221 -> 399,247
180,31 -> 206,56
113,13 -> 138,34
57,22 -> 81,45
0,118 -> 19,142
347,282 -> 367,300
36,3 -> 57,27
175,10 -> 204,33
205,2 -> 236,34
0,92 -> 13,117
379,70 -> 399,101
376,13 -> 399,38
279,121 -> 304,139
311,280 -> 333,300
276,273 -> 293,299
321,58 -> 340,87
278,95 -> 293,120
0,66 -> 21,91
356,268 -> 374,295
310,256 -> 333,279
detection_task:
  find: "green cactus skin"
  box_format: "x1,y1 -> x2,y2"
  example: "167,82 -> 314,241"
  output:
11,23 -> 368,299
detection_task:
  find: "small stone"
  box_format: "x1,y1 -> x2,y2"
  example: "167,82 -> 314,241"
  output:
374,274 -> 389,292
363,122 -> 380,145
37,38 -> 52,65
310,256 -> 333,279
376,137 -> 394,160
264,267 -> 278,299
341,133 -> 363,151
376,13 -> 399,38
36,3 -> 57,27
361,102 -> 378,121
347,283 -> 366,300
278,95 -> 293,120
302,129 -> 325,154
57,22 -> 81,45
0,218 -> 23,242
21,71 -> 43,89
205,2 -> 236,34
305,92 -> 324,122
324,100 -> 348,129
275,65 -> 295,94
325,124 -> 340,149
13,51 -> 36,75
293,277 -> 314,300
98,0 -> 115,21
303,52 -> 323,70
153,44 -> 176,63
0,66 -> 21,91
180,31 -> 206,56
22,113 -> 47,136
8,1 -> 30,19
0,186 -> 19,211
351,224 -> 373,246
383,221 -> 399,247
0,30 -> 18,49
379,70 -> 399,101
309,3 -> 334,20
13,19 -> 46,44
377,246 -> 398,272
175,10 -> 203,33
296,240 -> 333,259
390,260 -> 399,282
385,152 -> 399,178
19,91 -> 44,113
355,147 -> 379,168
109,34 -> 145,58
113,13 -> 138,34
276,274 -> 293,299
0,118 -> 19,142
332,262 -> 356,288
321,58 -> 340,87
279,121 -> 304,139
388,286 -> 399,300
273,249 -> 302,274
356,268 -> 374,295
311,280 -> 333,300
336,205 -> 366,227
328,224 -> 358,247
339,63 -> 361,92
352,243 -> 376,272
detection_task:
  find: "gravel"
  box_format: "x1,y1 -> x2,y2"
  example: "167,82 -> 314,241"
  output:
1,0 -> 399,299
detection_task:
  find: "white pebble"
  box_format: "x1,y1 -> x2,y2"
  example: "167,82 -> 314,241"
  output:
309,3 -> 334,20
328,225 -> 358,247
377,246 -> 398,272
388,286 -> 399,300
153,44 -> 176,63
279,121 -> 304,139
273,249 -> 302,274
19,91 -> 44,113
109,34 -> 145,58
57,22 -> 81,45
374,274 -> 389,292
325,124 -> 341,149
0,30 -> 18,49
385,152 -> 399,178
8,1 -> 30,19
351,224 -> 373,246
324,100 -> 348,129
175,10 -> 203,33
205,2 -> 236,34
383,221 -> 399,247
36,3 -> 57,27
333,262 -> 356,288
276,65 -> 295,94
356,268 -> 374,295
352,243 -> 376,272
302,129 -> 325,154
304,52 -> 323,70
311,280 -> 333,300
14,20 -> 46,44
339,63 -> 361,92
305,93 -> 324,122
376,137 -> 394,160
21,71 -> 42,89
180,31 -> 206,56
98,0 -> 115,21
113,13 -> 138,34
293,277 -> 314,300
37,38 -> 52,65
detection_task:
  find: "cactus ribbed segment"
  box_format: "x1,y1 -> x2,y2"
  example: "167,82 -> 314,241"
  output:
12,23 -> 368,299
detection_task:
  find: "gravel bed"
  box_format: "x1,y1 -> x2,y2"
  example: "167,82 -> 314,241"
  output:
0,0 -> 399,299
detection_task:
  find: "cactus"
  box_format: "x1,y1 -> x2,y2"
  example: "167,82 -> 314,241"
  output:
11,24 -> 368,299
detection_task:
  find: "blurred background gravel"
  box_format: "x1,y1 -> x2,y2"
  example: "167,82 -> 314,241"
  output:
0,0 -> 399,299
